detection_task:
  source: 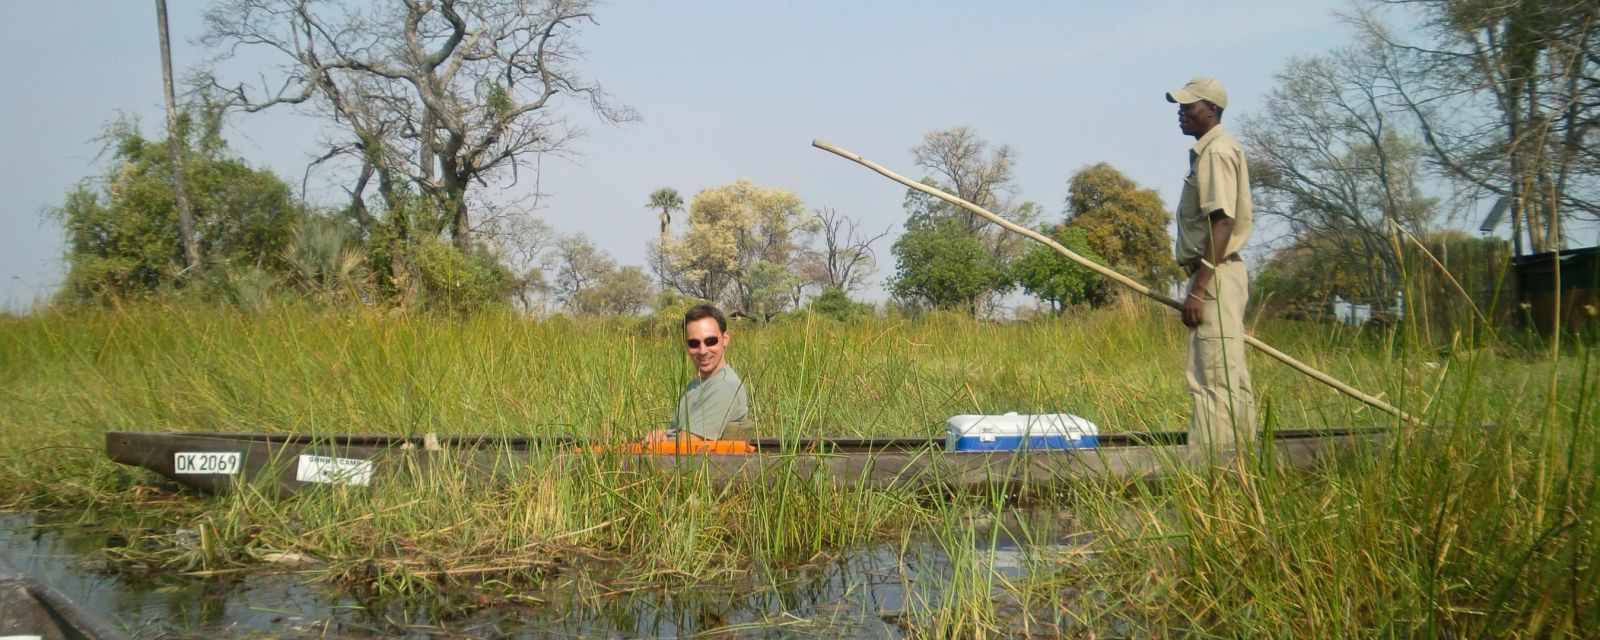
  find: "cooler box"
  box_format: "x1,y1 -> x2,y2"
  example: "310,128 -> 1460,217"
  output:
945,413 -> 1099,452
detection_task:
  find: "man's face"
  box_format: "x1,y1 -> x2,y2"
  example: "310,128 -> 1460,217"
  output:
1177,100 -> 1215,137
684,317 -> 728,378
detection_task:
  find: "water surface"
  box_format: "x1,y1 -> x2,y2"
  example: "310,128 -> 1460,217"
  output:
0,509 -> 1086,638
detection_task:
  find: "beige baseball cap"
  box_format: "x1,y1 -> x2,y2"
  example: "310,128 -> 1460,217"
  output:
1166,77 -> 1229,110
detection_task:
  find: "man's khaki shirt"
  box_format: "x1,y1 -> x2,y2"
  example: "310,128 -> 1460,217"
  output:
1175,125 -> 1252,270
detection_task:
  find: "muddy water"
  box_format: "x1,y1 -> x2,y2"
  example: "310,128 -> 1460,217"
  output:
0,510 -> 1086,638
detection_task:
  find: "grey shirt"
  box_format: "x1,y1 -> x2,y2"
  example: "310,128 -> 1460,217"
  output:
671,365 -> 750,440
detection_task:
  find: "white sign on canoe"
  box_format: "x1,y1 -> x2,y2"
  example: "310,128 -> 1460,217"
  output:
174,452 -> 241,475
295,454 -> 374,487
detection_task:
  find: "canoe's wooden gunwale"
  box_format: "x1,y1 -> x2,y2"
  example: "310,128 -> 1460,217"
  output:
0,557 -> 131,640
110,426 -> 1386,450
106,428 -> 1389,497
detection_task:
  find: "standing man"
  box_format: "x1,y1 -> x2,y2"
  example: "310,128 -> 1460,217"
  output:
1167,77 -> 1256,454
645,304 -> 751,443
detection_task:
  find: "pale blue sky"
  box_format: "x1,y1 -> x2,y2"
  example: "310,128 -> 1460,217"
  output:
3,1 -> 1402,311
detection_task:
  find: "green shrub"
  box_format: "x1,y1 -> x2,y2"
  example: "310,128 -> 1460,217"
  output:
635,290 -> 701,336
809,287 -> 872,321
411,238 -> 515,313
53,118 -> 303,305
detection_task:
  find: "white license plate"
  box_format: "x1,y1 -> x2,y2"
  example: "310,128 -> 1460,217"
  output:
295,455 -> 374,486
174,452 -> 241,475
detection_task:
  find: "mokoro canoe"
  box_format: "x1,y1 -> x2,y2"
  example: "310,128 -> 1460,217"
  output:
106,428 -> 1387,497
0,557 -> 129,640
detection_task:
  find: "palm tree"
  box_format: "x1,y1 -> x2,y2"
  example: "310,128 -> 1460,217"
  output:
646,187 -> 684,237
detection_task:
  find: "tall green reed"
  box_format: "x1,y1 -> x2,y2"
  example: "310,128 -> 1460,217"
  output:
1,298 -> 1591,633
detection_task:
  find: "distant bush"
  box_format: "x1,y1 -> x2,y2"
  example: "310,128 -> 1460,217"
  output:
213,265 -> 279,311
635,290 -> 702,337
1254,229 -> 1514,342
809,287 -> 873,321
411,237 -> 516,313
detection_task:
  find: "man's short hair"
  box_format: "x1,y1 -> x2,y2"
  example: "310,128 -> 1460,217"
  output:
684,304 -> 727,333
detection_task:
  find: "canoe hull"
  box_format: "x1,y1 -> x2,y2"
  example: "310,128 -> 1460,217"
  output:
105,428 -> 1387,497
0,558 -> 129,640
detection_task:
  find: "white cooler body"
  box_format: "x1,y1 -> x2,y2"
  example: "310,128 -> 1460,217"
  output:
945,413 -> 1099,452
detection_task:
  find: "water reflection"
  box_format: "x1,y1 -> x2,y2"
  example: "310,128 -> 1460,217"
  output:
0,509 -> 1085,638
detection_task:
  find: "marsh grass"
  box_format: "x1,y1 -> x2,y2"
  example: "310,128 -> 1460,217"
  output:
1,300 -> 1594,635
1018,336 -> 1598,637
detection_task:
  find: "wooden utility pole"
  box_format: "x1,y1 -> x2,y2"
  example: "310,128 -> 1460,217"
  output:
156,0 -> 199,271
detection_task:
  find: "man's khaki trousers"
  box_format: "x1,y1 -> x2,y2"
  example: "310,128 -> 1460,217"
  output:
1187,260 -> 1257,453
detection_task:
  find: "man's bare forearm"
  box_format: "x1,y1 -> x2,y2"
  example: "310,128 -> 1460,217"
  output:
1188,211 -> 1233,298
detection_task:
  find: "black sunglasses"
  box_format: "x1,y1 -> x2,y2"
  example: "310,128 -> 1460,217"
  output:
686,336 -> 720,349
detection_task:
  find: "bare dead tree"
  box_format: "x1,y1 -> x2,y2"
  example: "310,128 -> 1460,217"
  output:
552,233 -> 614,310
808,207 -> 889,293
156,0 -> 200,271
478,207 -> 556,312
911,127 -> 1018,234
201,0 -> 635,251
1356,0 -> 1599,254
1242,48 -> 1440,305
905,127 -> 1038,315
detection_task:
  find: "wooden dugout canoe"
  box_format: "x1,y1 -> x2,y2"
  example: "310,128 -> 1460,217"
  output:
105,428 -> 1388,497
0,557 -> 130,640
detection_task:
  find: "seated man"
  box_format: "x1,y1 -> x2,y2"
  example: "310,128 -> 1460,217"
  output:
646,304 -> 751,443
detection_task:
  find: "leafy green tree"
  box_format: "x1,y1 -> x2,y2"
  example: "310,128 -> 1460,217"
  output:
1256,228 -> 1512,332
1063,163 -> 1178,287
656,180 -> 814,315
574,266 -> 654,316
889,216 -> 1010,313
1012,226 -> 1109,313
54,119 -> 301,303
744,260 -> 800,321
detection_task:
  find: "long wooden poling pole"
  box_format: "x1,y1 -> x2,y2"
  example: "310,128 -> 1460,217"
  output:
812,139 -> 1418,425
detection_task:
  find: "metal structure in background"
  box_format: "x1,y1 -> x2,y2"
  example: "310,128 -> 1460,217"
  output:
1512,246 -> 1600,335
1479,196 -> 1512,237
